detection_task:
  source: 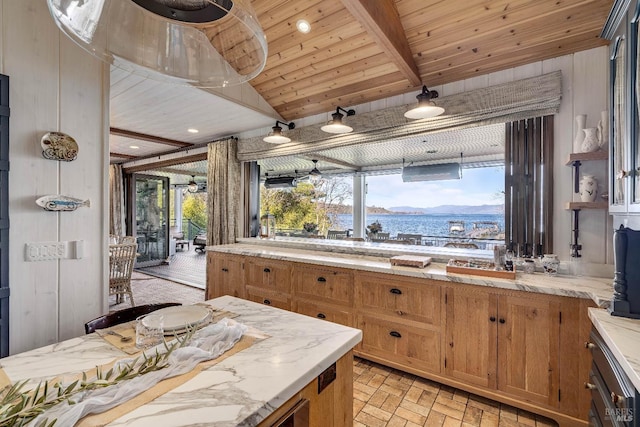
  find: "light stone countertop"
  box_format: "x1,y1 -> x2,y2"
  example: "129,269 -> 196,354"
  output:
207,243 -> 614,307
588,308 -> 640,391
0,296 -> 362,426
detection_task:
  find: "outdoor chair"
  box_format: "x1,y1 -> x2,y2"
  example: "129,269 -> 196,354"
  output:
84,302 -> 182,334
326,230 -> 348,240
397,233 -> 423,245
194,233 -> 207,252
170,227 -> 190,251
369,232 -> 390,242
109,242 -> 138,306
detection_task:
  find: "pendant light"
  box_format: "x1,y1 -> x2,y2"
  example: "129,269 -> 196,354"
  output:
309,160 -> 322,184
46,0 -> 268,88
321,107 -> 356,134
404,85 -> 445,119
263,121 -> 295,144
187,176 -> 199,193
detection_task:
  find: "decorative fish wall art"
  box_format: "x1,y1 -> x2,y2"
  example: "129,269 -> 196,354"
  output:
36,195 -> 90,211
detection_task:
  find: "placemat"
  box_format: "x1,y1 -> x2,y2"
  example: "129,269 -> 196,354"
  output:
97,308 -> 238,355
77,332 -> 264,427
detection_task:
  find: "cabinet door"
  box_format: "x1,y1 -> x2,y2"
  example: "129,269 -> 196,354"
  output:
206,253 -> 243,300
444,286 -> 497,389
246,286 -> 291,311
496,294 -> 560,408
245,259 -> 291,294
293,265 -> 352,306
294,299 -> 352,327
610,30 -> 628,212
355,273 -> 440,326
358,314 -> 441,374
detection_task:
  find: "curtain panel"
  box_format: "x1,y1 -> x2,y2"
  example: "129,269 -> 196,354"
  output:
207,138 -> 241,246
237,71 -> 562,162
109,164 -> 125,236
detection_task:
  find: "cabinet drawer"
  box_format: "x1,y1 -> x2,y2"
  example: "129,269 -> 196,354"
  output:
356,273 -> 441,326
294,266 -> 352,305
358,314 -> 441,374
245,259 -> 291,294
294,299 -> 353,327
246,286 -> 291,311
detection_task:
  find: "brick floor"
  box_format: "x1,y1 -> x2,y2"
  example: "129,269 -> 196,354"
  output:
353,358 -> 558,427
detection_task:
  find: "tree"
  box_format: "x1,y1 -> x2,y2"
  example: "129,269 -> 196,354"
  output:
260,177 -> 353,234
182,193 -> 207,228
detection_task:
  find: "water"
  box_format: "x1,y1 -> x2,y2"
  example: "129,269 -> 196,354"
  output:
333,213 -> 504,238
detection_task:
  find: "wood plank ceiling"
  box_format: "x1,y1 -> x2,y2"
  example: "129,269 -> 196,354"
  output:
111,0 -> 612,166
252,0 -> 612,120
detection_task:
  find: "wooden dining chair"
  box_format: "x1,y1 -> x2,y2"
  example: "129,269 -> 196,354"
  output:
109,242 -> 138,306
84,302 -> 182,334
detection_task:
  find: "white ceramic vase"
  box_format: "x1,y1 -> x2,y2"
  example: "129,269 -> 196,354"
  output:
574,114 -> 587,152
597,110 -> 608,151
581,127 -> 600,152
579,174 -> 598,202
541,254 -> 559,276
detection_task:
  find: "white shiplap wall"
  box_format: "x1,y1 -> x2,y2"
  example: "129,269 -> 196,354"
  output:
239,47 -> 613,268
0,0 -> 108,353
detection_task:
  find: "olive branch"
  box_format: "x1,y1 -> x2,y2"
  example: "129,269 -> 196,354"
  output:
0,329 -> 194,427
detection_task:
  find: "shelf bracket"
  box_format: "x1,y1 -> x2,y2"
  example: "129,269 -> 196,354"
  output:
571,160 -> 582,193
570,208 -> 582,258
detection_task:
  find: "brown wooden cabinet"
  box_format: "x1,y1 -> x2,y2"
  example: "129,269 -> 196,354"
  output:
206,253 -> 244,300
445,285 -> 561,410
206,251 -> 593,426
245,258 -> 292,294
355,272 -> 442,375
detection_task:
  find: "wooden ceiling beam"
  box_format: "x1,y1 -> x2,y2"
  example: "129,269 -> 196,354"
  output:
341,0 -> 421,86
109,152 -> 138,160
123,152 -> 207,173
110,128 -> 193,148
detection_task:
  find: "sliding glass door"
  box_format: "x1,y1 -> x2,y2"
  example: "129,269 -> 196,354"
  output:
130,174 -> 169,267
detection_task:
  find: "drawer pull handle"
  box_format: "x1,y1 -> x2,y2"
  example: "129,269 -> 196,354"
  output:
489,316 -> 496,322
317,277 -> 327,282
389,331 -> 402,338
584,342 -> 596,349
263,299 -> 271,305
499,318 -> 506,324
263,268 -> 271,273
317,313 -> 326,319
584,382 -> 596,390
221,268 -> 229,272
390,288 -> 402,295
611,391 -> 623,405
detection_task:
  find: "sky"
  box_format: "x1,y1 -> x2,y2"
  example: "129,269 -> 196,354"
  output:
363,166 -> 505,209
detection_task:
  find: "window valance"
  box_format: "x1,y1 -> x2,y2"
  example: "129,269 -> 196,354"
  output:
237,71 -> 562,162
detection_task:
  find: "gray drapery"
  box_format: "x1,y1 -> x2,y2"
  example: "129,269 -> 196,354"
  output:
207,138 -> 241,245
237,71 -> 562,162
109,164 -> 125,236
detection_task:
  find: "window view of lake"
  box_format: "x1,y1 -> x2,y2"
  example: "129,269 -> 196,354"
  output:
334,213 -> 505,238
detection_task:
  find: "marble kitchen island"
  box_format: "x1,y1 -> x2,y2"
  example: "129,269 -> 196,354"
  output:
0,296 -> 362,426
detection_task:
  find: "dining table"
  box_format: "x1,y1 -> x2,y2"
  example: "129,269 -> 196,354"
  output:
0,296 -> 362,426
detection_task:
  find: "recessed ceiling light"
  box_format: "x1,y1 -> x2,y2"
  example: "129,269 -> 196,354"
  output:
187,128 -> 199,133
129,145 -> 139,149
296,19 -> 311,34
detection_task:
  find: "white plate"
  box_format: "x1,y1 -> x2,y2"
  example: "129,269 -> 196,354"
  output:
147,305 -> 211,333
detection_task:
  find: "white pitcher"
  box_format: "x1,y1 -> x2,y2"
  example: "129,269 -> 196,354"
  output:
581,127 -> 600,152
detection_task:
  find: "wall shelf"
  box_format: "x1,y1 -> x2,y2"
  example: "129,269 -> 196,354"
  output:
565,152 -> 609,258
565,201 -> 609,210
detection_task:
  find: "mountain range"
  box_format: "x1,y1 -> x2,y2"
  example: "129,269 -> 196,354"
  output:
387,204 -> 504,214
